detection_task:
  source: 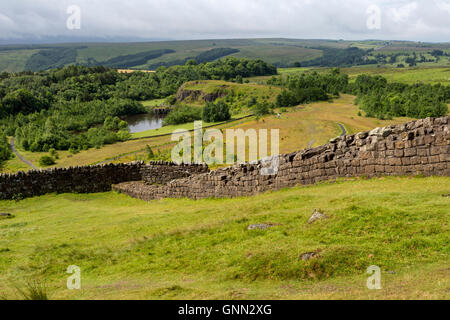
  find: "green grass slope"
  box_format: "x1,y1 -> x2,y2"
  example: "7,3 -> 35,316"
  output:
0,176 -> 448,300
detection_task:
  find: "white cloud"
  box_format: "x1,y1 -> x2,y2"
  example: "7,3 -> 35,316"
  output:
388,2 -> 418,23
0,0 -> 448,42
436,0 -> 450,12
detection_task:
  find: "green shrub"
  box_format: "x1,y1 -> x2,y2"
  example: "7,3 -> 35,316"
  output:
202,101 -> 231,123
163,105 -> 202,125
117,130 -> 131,142
39,156 -> 56,167
165,95 -> 177,106
254,101 -> 271,117
146,145 -> 155,160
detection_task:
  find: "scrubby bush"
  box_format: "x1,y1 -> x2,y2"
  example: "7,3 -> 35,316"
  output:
163,105 -> 202,125
39,156 -> 56,167
254,101 -> 271,117
146,145 -> 155,160
202,101 -> 231,123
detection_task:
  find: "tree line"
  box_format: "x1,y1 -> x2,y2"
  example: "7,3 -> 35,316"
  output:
351,75 -> 449,119
268,69 -> 449,119
269,68 -> 349,107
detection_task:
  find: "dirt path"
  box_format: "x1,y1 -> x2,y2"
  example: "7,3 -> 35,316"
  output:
338,123 -> 347,136
10,137 -> 38,170
307,122 -> 346,149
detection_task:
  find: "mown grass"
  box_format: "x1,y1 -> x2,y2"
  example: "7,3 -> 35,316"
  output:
0,176 -> 448,299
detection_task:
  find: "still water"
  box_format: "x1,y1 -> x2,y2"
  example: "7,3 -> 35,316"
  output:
125,113 -> 164,133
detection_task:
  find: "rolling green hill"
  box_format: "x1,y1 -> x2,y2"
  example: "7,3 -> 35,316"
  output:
1,39 -> 449,73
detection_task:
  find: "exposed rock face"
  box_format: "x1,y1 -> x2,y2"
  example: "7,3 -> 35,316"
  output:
308,210 -> 327,224
114,116 -> 450,202
176,82 -> 228,103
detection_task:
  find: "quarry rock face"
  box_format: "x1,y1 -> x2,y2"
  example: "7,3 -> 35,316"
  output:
176,82 -> 228,103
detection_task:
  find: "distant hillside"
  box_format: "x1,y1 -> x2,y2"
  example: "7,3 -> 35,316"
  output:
0,38 -> 449,73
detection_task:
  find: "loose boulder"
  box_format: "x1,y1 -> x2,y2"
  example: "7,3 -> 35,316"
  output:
248,223 -> 278,231
300,251 -> 320,261
308,209 -> 327,224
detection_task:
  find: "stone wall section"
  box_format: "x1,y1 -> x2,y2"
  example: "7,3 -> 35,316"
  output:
0,161 -> 208,200
113,116 -> 450,201
141,162 -> 209,185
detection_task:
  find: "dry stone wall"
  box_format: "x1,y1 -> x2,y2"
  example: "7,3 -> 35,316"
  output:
141,162 -> 209,185
114,116 -> 450,201
0,161 -> 209,200
2,117 -> 448,202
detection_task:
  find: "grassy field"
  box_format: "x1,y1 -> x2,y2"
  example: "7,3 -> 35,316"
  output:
0,176 -> 448,300
248,66 -> 450,86
342,66 -> 450,85
0,49 -> 41,72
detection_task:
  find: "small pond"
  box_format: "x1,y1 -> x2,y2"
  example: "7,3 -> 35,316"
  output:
124,113 -> 164,133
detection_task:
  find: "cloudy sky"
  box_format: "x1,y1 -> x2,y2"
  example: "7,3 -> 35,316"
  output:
0,0 -> 449,43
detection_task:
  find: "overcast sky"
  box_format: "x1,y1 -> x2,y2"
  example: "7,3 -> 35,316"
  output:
0,0 -> 449,43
